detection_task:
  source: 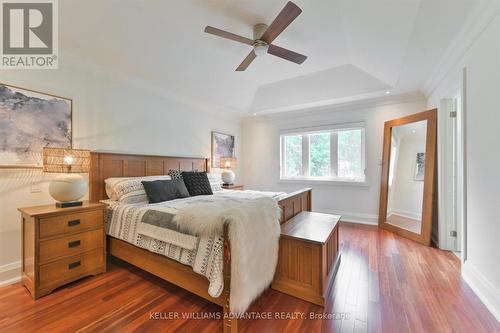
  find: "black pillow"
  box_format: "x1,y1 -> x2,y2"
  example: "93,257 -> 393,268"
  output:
142,179 -> 190,203
168,169 -> 198,180
181,172 -> 213,196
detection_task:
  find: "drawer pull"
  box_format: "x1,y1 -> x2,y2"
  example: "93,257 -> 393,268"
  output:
68,261 -> 81,269
68,240 -> 81,248
68,219 -> 80,227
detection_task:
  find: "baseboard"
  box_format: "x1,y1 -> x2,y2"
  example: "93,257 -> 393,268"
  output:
462,261 -> 500,322
0,276 -> 21,287
389,208 -> 421,221
0,260 -> 21,287
315,208 -> 378,225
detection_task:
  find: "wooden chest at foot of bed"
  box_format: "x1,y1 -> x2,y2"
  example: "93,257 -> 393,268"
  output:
272,211 -> 341,306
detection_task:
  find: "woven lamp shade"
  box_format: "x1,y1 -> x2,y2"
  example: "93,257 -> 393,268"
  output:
220,157 -> 237,170
43,147 -> 90,173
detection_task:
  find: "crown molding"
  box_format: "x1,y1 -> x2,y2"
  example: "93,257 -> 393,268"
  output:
423,0 -> 500,97
243,91 -> 425,123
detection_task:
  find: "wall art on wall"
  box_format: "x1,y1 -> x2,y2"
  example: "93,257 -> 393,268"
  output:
0,84 -> 72,167
211,131 -> 235,168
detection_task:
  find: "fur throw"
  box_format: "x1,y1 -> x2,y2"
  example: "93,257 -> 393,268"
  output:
173,196 -> 281,313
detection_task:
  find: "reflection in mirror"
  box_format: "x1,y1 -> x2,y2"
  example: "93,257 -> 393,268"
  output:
386,120 -> 427,234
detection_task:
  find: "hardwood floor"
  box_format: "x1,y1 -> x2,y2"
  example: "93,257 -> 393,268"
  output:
0,223 -> 498,332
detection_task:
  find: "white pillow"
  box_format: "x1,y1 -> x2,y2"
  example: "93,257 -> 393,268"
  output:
207,172 -> 223,192
105,175 -> 171,204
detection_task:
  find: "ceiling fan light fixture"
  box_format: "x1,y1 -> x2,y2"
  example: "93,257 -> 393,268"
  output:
254,43 -> 269,56
204,2 -> 306,70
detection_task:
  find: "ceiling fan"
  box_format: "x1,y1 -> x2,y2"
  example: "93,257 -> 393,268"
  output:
204,1 -> 307,71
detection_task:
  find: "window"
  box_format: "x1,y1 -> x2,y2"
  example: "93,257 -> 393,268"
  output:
283,134 -> 302,177
280,124 -> 366,182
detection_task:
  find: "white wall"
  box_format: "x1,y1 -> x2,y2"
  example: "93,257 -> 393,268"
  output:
242,97 -> 427,224
427,10 -> 500,321
389,134 -> 425,220
0,54 -> 241,286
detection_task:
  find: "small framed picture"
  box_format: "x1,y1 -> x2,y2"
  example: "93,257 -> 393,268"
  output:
211,131 -> 235,168
414,152 -> 425,181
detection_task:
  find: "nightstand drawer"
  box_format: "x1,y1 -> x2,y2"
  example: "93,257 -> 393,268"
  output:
39,209 -> 103,239
39,248 -> 104,290
39,229 -> 104,264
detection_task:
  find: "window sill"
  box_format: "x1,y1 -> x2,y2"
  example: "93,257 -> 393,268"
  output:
278,178 -> 370,187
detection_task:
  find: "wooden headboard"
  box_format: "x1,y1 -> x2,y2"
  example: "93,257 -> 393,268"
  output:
89,152 -> 210,202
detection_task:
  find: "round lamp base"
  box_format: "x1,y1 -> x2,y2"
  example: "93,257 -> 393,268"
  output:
221,170 -> 235,185
49,174 -> 88,203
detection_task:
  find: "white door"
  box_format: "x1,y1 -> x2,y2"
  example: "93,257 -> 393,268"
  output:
438,97 -> 460,251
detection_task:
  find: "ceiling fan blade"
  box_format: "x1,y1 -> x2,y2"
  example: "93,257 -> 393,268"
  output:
268,44 -> 307,64
236,50 -> 256,71
204,26 -> 254,46
260,2 -> 302,44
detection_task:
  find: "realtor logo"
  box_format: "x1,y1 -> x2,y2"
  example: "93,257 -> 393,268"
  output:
1,0 -> 58,69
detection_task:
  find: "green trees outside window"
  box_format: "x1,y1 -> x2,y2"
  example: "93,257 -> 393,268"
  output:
281,127 -> 364,181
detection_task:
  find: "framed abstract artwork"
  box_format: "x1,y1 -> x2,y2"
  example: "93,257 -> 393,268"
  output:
0,83 -> 72,167
211,131 -> 235,168
414,152 -> 425,181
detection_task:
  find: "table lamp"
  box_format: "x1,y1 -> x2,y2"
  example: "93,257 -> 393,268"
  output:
43,147 -> 90,208
220,157 -> 237,185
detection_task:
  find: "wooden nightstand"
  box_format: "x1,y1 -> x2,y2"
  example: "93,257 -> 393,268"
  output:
222,184 -> 244,190
18,201 -> 106,299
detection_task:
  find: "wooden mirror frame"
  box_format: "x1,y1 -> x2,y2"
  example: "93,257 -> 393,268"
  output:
378,109 -> 437,246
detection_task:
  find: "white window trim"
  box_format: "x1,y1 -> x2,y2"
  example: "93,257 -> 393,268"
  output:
280,121 -> 365,135
280,122 -> 367,184
278,178 -> 370,187
302,134 -> 309,177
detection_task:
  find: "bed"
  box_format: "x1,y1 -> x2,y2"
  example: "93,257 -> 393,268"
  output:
89,152 -> 312,333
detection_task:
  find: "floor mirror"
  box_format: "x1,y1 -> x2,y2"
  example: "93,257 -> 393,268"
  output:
378,109 -> 437,245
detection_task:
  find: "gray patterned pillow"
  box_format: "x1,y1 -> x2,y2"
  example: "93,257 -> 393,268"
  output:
168,169 -> 183,180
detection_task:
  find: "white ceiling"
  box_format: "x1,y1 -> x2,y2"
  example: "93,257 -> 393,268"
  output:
60,0 -> 481,115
